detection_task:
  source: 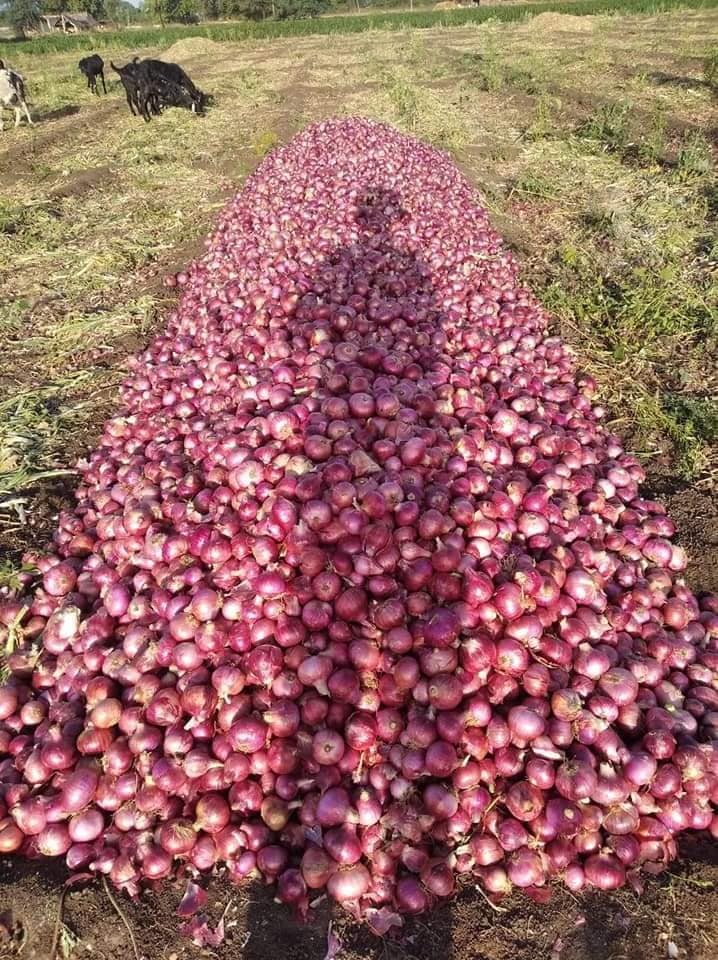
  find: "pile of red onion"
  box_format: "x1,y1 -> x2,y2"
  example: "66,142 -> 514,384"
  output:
1,118 -> 717,934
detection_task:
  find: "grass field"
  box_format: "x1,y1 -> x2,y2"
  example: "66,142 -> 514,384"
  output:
1,0 -> 718,55
0,6 -> 717,959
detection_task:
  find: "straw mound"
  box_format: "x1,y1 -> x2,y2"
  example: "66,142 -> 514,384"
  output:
163,37 -> 224,61
518,13 -> 597,34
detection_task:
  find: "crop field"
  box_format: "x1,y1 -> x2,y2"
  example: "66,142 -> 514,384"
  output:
0,5 -> 717,960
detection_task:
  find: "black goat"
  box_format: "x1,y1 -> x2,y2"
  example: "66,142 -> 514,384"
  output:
111,57 -> 205,122
110,59 -> 157,122
79,54 -> 106,96
139,59 -> 205,114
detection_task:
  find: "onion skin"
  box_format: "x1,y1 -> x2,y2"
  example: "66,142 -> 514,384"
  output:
0,117 -> 716,934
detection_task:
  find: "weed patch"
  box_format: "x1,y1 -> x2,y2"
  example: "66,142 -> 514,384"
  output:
676,132 -> 714,181
578,100 -> 633,152
524,93 -> 559,141
705,47 -> 718,89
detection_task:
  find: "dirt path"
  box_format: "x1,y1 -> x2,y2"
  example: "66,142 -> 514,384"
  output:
3,836 -> 718,960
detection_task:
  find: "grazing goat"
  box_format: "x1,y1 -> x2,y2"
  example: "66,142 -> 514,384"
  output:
79,54 -> 107,96
139,59 -> 205,114
111,57 -> 205,122
0,61 -> 32,131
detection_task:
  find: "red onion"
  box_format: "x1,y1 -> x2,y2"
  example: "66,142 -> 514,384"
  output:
12,796 -> 47,836
584,852 -> 626,889
470,833 -> 503,865
327,863 -> 370,902
158,820 -> 196,856
312,729 -> 345,765
423,784 -> 459,820
195,793 -> 230,834
301,845 -> 336,889
316,787 -> 353,828
142,844 -> 173,880
508,705 -> 546,742
0,819 -> 24,852
69,809 -> 105,843
0,117 -> 715,935
324,825 -> 362,865
506,781 -> 545,822
396,875 -> 431,913
508,847 -> 545,888
555,761 -> 597,801
277,867 -> 307,907
37,822 -> 72,857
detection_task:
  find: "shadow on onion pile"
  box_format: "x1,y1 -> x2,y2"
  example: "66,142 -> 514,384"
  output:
1,169 -> 716,956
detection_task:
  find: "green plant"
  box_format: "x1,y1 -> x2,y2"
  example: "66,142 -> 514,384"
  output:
252,129 -> 279,156
636,110 -> 667,165
513,170 -> 556,200
388,75 -> 420,129
578,100 -> 632,152
505,59 -> 546,94
0,589 -> 30,682
465,41 -> 503,92
238,68 -> 262,90
676,132 -> 714,181
58,924 -> 80,960
540,270 -> 716,480
524,93 -> 556,141
704,47 -> 718,89
664,395 -> 718,444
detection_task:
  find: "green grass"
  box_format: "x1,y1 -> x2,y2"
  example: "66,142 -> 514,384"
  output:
665,394 -> 718,442
635,110 -> 668,165
387,74 -> 421,130
514,170 -> 560,201
578,100 -> 633,152
543,265 -> 717,477
705,47 -> 718,88
524,94 -> 560,141
676,131 -> 715,181
536,192 -> 717,478
2,0 -> 718,57
370,63 -> 469,149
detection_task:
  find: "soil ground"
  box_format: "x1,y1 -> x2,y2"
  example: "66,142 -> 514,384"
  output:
0,9 -> 717,960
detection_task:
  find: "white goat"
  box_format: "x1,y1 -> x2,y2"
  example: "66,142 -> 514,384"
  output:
0,60 -> 33,131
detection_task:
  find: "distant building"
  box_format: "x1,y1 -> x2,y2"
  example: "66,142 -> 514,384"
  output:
38,13 -> 100,34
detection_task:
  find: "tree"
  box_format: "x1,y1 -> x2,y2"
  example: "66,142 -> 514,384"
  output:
201,0 -> 221,18
7,0 -> 41,37
104,0 -> 142,24
237,0 -> 271,19
148,0 -> 199,24
171,0 -> 199,22
275,0 -> 331,17
147,0 -> 169,25
84,0 -> 107,19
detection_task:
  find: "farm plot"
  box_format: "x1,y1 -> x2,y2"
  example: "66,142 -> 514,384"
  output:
0,8 -> 717,960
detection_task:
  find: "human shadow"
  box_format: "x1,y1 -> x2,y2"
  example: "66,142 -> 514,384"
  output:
648,71 -> 712,90
236,184 -> 460,959
41,104 -> 81,122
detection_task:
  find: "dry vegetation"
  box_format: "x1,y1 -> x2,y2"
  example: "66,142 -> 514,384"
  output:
0,8 -> 717,960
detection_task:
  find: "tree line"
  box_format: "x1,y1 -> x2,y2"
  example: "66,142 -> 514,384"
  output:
2,0 -> 341,36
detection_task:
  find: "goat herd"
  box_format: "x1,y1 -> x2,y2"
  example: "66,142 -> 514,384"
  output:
0,53 -> 206,131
